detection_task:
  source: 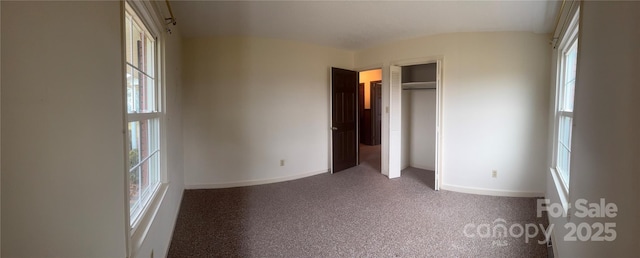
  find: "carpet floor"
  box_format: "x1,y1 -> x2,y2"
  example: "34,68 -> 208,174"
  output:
168,145 -> 549,257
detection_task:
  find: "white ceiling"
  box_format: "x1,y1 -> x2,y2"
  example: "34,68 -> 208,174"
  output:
170,1 -> 560,50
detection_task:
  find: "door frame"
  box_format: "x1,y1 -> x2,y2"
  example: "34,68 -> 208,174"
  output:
389,57 -> 444,190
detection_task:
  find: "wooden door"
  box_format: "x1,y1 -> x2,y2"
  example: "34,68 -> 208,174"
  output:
372,81 -> 382,145
331,67 -> 358,173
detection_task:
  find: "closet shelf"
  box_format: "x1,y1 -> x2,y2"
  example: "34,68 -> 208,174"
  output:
401,81 -> 436,90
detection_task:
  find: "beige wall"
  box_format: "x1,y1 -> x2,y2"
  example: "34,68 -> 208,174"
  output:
1,2 -> 126,256
408,90 -> 437,171
1,1 -> 3,251
0,1 -> 2,250
356,32 -> 551,196
1,2 -> 185,257
546,2 -> 640,256
359,69 -> 382,109
401,90 -> 437,172
182,36 -> 353,188
6,1 -> 638,256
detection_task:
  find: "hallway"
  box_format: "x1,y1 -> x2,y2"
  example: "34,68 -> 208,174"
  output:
359,144 -> 381,172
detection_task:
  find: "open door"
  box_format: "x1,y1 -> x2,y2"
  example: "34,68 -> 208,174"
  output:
434,60 -> 443,191
331,67 -> 358,173
388,65 -> 402,178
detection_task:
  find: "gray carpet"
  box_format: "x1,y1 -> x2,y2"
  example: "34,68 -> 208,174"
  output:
168,145 -> 548,257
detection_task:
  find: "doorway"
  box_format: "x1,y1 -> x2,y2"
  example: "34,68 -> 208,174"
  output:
388,59 -> 443,190
400,63 -> 437,189
329,67 -> 381,174
358,69 -> 382,172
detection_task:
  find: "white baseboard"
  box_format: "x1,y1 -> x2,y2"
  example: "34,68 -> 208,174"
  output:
185,169 -> 329,189
441,183 -> 544,197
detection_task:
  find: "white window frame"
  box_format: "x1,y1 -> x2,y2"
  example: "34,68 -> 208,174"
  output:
123,0 -> 168,255
551,8 -> 579,204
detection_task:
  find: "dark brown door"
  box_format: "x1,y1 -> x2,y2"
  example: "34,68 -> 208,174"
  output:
372,81 -> 382,145
331,67 -> 358,173
359,83 -> 373,146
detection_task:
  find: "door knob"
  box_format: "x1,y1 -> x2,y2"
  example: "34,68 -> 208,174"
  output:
331,127 -> 338,130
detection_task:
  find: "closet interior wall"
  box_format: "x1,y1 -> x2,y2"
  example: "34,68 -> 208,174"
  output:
401,64 -> 437,172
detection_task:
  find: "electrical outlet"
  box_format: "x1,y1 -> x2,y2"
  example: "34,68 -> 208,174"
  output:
492,170 -> 497,178
280,159 -> 285,166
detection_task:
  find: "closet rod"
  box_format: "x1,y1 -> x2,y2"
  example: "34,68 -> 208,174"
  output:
402,88 -> 436,90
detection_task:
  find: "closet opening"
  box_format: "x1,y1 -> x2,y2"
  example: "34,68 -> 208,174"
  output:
358,69 -> 382,172
400,63 -> 437,189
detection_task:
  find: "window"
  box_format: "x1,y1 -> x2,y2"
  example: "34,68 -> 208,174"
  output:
125,2 -> 162,227
553,9 -> 579,192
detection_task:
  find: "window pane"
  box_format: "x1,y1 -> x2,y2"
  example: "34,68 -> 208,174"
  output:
132,23 -> 142,69
148,118 -> 159,152
146,37 -> 155,75
128,119 -> 150,171
140,76 -> 155,113
140,153 -> 150,193
559,116 -> 572,149
128,118 -> 160,218
564,81 -> 575,111
140,153 -> 160,197
126,67 -> 156,114
563,42 -> 578,112
557,115 -> 572,188
133,68 -> 141,112
130,166 -> 141,208
148,152 -> 159,185
130,153 -> 160,219
566,45 -> 577,82
558,145 -> 571,186
126,65 -> 134,113
128,121 -> 141,170
125,16 -> 133,64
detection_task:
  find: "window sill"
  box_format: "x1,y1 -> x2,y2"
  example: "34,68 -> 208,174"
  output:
130,182 -> 169,256
549,167 -> 571,220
